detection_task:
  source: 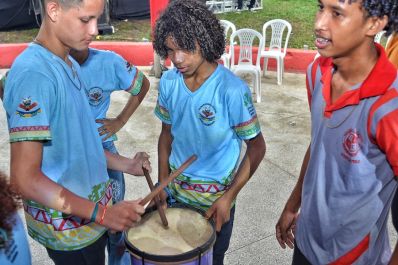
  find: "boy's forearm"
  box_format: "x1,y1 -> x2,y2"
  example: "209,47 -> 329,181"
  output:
224,133 -> 266,201
11,142 -> 95,220
158,126 -> 172,182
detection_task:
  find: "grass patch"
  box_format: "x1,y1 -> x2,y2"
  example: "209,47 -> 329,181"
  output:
0,0 -> 318,49
217,0 -> 317,49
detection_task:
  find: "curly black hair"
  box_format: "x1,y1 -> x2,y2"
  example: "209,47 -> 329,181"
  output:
341,0 -> 398,35
153,0 -> 225,63
0,171 -> 21,249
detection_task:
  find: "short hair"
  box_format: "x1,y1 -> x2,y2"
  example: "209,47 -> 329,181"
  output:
341,0 -> 398,35
153,0 -> 225,63
40,0 -> 84,15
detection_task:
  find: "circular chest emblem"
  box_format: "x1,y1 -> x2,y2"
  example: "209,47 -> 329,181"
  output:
88,87 -> 103,106
343,129 -> 363,157
198,103 -> 216,126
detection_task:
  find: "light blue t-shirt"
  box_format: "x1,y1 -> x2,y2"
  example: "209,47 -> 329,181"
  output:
80,48 -> 144,142
0,213 -> 31,265
154,65 -> 261,208
3,43 -> 111,251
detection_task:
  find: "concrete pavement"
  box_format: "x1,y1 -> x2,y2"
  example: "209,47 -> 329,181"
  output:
0,68 -> 396,264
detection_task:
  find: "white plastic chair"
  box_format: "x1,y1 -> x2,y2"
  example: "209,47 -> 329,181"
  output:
230,28 -> 264,103
260,19 -> 292,85
374,30 -> 386,44
220,19 -> 237,69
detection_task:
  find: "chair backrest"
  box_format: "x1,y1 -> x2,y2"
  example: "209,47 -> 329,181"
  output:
220,19 -> 236,49
262,19 -> 292,56
230,28 -> 264,68
374,30 -> 386,44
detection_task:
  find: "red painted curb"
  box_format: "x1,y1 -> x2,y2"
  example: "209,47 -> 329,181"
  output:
0,42 -> 317,73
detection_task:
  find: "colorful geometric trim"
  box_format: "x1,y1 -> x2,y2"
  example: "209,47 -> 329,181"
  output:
155,103 -> 171,123
24,182 -> 112,231
233,115 -> 261,139
9,126 -> 51,142
166,167 -> 235,210
127,70 -> 144,96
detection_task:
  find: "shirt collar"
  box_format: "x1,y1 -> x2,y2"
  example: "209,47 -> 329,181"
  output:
320,43 -> 397,115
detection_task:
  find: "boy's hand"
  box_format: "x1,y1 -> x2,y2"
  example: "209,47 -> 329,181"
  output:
100,199 -> 145,231
96,118 -> 125,141
205,195 -> 233,232
127,152 -> 152,176
275,207 -> 298,249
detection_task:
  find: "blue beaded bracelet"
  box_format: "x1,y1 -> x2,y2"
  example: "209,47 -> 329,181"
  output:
90,203 -> 99,223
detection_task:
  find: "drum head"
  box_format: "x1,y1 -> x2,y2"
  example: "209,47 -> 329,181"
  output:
125,204 -> 216,263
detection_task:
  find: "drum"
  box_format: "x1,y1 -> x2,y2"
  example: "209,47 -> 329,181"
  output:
125,204 -> 216,265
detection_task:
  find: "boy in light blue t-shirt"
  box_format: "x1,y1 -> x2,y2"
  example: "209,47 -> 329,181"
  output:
70,47 -> 149,265
2,1 -> 149,264
153,1 -> 266,264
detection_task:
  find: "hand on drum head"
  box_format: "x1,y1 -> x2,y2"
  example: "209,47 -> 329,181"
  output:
205,196 -> 232,232
100,199 -> 145,231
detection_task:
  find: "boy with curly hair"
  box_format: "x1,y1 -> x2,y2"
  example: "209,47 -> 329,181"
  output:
153,1 -> 266,264
276,0 -> 398,264
0,171 -> 31,265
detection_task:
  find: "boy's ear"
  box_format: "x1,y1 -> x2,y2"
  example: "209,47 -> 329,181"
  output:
366,15 -> 388,37
46,1 -> 61,22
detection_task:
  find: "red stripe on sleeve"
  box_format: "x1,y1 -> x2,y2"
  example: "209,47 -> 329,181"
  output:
368,88 -> 398,142
374,109 -> 398,176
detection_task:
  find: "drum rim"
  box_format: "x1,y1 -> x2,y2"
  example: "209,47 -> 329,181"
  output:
124,203 -> 216,262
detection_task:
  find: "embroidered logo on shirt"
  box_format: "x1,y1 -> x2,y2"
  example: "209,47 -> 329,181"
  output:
16,97 -> 41,118
341,128 -> 362,163
199,103 -> 216,126
126,61 -> 133,74
87,87 -> 103,106
244,92 -> 256,116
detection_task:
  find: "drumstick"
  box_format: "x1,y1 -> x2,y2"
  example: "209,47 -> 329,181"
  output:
140,155 -> 197,207
143,167 -> 169,227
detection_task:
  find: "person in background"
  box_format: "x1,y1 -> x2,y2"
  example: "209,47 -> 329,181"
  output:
153,1 -> 266,264
0,171 -> 31,265
70,47 -> 150,265
386,33 -> 398,67
236,0 -> 256,11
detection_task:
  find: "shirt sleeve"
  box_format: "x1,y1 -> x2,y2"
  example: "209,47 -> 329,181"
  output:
228,83 -> 261,140
112,53 -> 144,96
373,108 -> 398,176
154,77 -> 171,124
4,71 -> 54,142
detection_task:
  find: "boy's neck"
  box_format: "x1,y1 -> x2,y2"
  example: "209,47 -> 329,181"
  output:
184,60 -> 218,92
332,44 -> 379,86
330,44 -> 379,103
35,25 -> 70,63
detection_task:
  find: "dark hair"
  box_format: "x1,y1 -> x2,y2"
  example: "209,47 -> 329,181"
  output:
341,0 -> 398,35
0,171 -> 22,249
153,0 -> 225,62
40,0 -> 84,16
